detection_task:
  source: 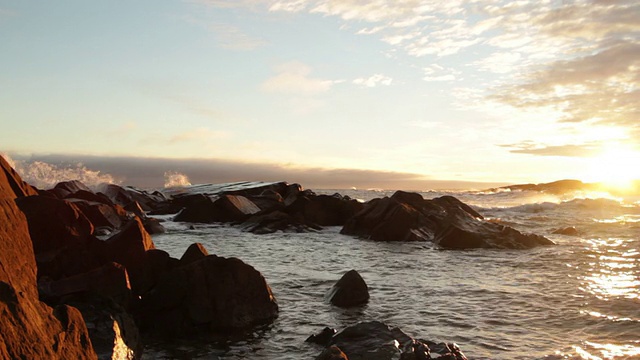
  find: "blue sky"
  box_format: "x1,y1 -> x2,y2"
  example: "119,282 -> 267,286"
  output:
1,0 -> 639,187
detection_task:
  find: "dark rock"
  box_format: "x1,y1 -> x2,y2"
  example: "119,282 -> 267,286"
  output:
38,262 -> 132,308
317,345 -> 349,360
16,195 -> 108,280
143,217 -> 166,235
327,270 -> 369,308
65,294 -> 142,360
342,191 -> 553,249
242,210 -> 321,234
106,218 -> 156,294
102,184 -> 166,212
303,194 -> 364,226
124,201 -> 146,219
552,226 -> 580,236
313,321 -> 467,360
174,194 -> 261,223
306,327 -> 338,346
65,189 -> 114,205
54,180 -> 92,195
139,254 -> 278,337
179,243 -> 209,266
71,200 -> 126,231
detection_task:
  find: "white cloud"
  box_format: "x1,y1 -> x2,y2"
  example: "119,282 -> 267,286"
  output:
352,74 -> 392,87
261,61 -> 335,94
423,64 -> 459,82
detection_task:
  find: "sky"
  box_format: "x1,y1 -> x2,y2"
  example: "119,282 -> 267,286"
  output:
1,0 -> 639,189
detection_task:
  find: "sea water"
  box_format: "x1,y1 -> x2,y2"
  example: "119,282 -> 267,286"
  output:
143,188 -> 640,359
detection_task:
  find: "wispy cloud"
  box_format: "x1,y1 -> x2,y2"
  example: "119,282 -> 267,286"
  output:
184,16 -> 267,50
501,142 -> 602,157
261,61 -> 335,94
352,74 -> 392,88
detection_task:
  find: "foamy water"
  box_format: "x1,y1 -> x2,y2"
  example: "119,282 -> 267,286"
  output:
144,189 -> 640,360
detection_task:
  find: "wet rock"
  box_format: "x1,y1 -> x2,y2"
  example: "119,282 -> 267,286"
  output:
312,321 -> 467,360
303,194 -> 364,226
327,270 -> 369,308
342,191 -> 553,249
139,253 -> 278,337
143,217 -> 166,235
242,210 -> 321,234
306,327 -> 337,346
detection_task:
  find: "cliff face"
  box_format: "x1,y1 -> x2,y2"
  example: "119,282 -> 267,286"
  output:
0,155 -> 97,359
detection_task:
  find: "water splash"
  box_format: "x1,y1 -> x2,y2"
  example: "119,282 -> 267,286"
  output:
2,154 -> 116,190
164,171 -> 191,188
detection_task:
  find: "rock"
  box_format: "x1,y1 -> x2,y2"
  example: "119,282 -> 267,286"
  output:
306,327 -> 337,346
54,180 -> 93,196
312,321 -> 467,360
71,200 -> 126,231
65,189 -> 114,205
179,243 -> 209,266
317,345 -> 349,360
16,195 -> 108,280
303,194 -> 364,226
242,210 -> 321,234
342,191 -> 553,249
65,294 -> 143,360
0,155 -> 39,198
143,217 -> 166,235
105,218 -> 156,294
174,194 -> 260,223
38,262 -> 132,308
327,270 -> 369,308
0,183 -> 96,358
102,184 -> 166,212
139,254 -> 278,337
552,226 -> 580,236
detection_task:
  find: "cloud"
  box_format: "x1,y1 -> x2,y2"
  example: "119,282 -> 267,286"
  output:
184,16 -> 267,50
261,61 -> 335,94
423,64 -> 459,82
11,153 -> 506,190
501,142 -> 601,157
352,74 -> 392,87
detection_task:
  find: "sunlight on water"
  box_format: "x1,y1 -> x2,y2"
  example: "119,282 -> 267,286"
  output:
581,238 -> 639,300
575,341 -> 640,360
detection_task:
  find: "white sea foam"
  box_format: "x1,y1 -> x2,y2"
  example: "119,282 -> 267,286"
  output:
163,171 -> 192,188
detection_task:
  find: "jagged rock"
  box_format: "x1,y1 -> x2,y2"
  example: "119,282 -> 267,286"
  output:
105,218 -> 156,294
16,195 -> 108,280
0,162 -> 96,359
342,191 -> 553,249
179,243 -> 209,266
139,254 -> 278,337
102,184 -> 166,212
0,155 -> 39,198
65,189 -> 114,205
311,321 -> 467,360
306,327 -> 337,346
327,270 -> 369,308
174,194 -> 260,223
71,200 -> 126,231
303,194 -> 364,226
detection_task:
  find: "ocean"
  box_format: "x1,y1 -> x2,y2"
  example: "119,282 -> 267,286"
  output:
143,187 -> 640,360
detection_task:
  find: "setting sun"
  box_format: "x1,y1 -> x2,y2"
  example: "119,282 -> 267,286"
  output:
584,144 -> 640,192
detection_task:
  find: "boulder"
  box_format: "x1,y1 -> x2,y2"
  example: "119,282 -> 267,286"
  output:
65,189 -> 114,205
16,195 -> 108,280
317,345 -> 349,360
327,270 -> 369,308
311,321 -> 467,360
105,218 -> 156,294
71,200 -> 126,231
54,180 -> 93,196
143,217 -> 166,235
174,194 -> 261,223
139,254 -> 278,337
303,194 -> 364,226
342,191 -> 554,249
242,210 -> 321,234
102,184 -> 166,212
0,195 -> 96,358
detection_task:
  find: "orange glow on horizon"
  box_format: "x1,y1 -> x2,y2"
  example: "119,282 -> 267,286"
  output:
582,144 -> 640,194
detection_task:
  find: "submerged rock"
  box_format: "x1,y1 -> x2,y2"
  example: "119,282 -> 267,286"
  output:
342,191 -> 554,249
552,226 -> 580,236
327,270 -> 369,308
310,321 -> 467,360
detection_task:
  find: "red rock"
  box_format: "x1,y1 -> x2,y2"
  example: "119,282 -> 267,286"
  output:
0,155 -> 38,198
106,218 -> 156,293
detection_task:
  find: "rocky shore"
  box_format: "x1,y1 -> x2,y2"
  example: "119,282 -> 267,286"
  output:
0,155 -> 554,359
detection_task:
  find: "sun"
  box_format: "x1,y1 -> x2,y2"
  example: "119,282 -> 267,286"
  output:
583,144 -> 640,193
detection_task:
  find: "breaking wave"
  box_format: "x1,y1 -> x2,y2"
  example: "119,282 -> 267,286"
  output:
163,171 -> 191,188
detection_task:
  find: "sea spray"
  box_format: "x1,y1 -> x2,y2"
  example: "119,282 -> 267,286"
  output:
163,171 -> 191,188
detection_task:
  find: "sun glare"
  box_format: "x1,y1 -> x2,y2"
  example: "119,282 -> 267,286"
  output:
584,144 -> 640,192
